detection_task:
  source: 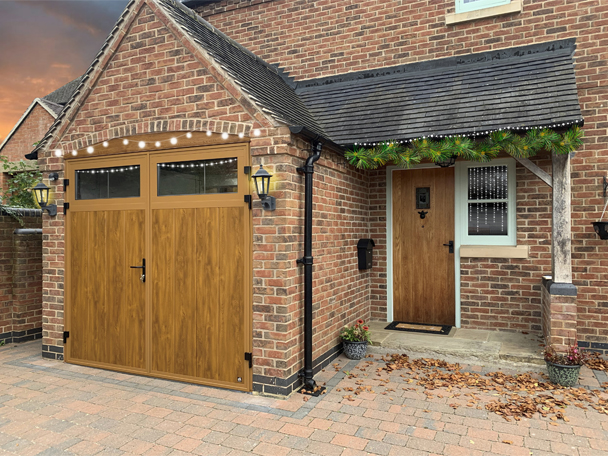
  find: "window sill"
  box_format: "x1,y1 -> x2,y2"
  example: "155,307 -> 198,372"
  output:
460,245 -> 528,259
446,0 -> 522,25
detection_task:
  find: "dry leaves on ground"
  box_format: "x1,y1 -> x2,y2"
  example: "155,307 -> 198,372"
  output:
379,353 -> 608,422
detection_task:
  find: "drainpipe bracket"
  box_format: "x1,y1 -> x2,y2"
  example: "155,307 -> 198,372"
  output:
296,256 -> 313,266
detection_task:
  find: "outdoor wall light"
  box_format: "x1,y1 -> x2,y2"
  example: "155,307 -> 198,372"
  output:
32,182 -> 57,216
49,172 -> 59,181
252,164 -> 276,211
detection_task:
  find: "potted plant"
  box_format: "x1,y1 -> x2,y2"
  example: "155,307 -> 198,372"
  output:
340,319 -> 371,360
543,340 -> 587,387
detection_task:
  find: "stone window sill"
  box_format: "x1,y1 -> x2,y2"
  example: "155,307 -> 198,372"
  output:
460,245 -> 529,259
446,0 -> 522,25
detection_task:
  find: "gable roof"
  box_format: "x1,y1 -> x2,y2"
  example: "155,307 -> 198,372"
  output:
296,39 -> 583,147
42,76 -> 84,107
0,98 -> 60,155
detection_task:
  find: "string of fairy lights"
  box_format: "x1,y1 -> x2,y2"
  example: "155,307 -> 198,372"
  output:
350,119 -> 584,147
53,129 -> 261,157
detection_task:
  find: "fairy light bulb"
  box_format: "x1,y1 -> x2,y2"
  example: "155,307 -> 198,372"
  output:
238,132 -> 244,138
72,150 -> 78,156
253,129 -> 261,137
102,141 -> 109,147
86,146 -> 94,153
123,139 -> 129,145
206,130 -> 212,136
186,132 -> 192,139
54,149 -> 62,157
221,132 -> 229,140
170,137 -> 177,145
138,141 -> 145,148
155,141 -> 161,147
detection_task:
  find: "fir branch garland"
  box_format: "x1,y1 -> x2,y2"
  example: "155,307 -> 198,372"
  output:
345,126 -> 583,170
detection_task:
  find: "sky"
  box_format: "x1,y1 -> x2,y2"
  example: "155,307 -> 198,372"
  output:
0,0 -> 131,143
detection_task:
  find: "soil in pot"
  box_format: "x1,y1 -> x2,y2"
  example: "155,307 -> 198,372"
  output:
546,361 -> 581,387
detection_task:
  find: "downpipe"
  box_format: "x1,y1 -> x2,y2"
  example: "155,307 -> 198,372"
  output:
296,140 -> 323,392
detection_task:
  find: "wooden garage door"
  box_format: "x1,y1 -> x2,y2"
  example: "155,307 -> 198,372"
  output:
65,144 -> 251,391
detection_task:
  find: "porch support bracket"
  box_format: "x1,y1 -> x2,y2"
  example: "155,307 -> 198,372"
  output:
514,157 -> 552,188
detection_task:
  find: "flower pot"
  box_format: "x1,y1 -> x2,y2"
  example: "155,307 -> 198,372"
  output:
546,360 -> 581,387
592,222 -> 608,240
342,340 -> 367,360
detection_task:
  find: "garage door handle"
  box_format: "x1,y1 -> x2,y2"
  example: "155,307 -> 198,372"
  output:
130,258 -> 145,283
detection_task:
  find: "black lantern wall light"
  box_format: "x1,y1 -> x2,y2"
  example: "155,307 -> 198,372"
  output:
252,164 -> 276,211
32,173 -> 58,216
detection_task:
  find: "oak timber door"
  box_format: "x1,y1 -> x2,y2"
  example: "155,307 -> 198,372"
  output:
392,167 -> 455,325
65,144 -> 251,391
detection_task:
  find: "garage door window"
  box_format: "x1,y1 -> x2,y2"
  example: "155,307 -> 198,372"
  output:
76,165 -> 140,200
157,157 -> 238,196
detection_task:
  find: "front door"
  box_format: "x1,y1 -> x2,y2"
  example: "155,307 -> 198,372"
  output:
393,167 -> 455,325
65,144 -> 252,391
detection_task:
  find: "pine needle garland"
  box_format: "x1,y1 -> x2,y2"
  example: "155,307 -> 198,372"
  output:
345,126 -> 583,169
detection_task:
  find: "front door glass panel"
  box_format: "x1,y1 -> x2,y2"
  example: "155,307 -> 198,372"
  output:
76,165 -> 140,200
157,157 -> 238,196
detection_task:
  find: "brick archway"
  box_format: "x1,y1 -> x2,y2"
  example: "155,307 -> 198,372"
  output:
59,119 -> 255,153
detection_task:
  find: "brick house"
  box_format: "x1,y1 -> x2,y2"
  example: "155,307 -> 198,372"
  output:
31,0 -> 607,395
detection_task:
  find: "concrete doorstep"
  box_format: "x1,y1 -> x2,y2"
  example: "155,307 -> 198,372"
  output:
367,321 -> 546,367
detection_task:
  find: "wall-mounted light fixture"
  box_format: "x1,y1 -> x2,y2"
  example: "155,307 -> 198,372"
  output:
32,182 -> 57,216
252,164 -> 276,211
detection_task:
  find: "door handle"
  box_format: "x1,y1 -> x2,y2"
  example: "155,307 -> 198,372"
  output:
130,258 -> 145,283
442,241 -> 454,254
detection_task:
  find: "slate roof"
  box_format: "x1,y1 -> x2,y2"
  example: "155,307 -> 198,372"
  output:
157,0 -> 327,138
38,99 -> 65,117
43,76 -> 83,107
295,39 -> 583,147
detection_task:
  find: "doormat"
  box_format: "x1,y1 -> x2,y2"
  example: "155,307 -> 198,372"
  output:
384,321 -> 452,335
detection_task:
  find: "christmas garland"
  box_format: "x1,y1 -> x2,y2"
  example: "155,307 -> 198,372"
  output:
345,126 -> 584,170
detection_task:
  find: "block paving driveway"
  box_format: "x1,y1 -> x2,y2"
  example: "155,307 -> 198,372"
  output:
1,341 -> 607,455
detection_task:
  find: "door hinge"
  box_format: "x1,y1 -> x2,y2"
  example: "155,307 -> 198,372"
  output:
244,194 -> 252,210
244,166 -> 251,175
63,331 -> 70,344
63,178 -> 69,188
64,202 -> 70,213
244,352 -> 253,368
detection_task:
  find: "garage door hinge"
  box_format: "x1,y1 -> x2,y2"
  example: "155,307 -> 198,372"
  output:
244,195 -> 252,210
64,202 -> 70,213
244,352 -> 253,368
63,331 -> 70,343
64,178 -> 69,188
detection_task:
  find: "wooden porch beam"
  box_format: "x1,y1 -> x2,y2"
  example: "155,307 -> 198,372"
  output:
514,157 -> 552,187
551,151 -> 572,284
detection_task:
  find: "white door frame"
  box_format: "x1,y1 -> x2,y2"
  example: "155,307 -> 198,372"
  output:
386,164 -> 461,327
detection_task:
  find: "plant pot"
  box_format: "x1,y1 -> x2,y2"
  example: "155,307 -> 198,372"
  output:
342,340 -> 367,360
592,222 -> 608,240
546,360 -> 581,387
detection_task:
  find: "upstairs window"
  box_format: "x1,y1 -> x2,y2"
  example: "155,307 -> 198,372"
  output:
456,0 -> 511,13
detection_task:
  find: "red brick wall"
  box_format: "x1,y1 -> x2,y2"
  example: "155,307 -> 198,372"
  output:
39,1 -> 374,393
0,214 -> 43,344
0,104 -> 53,188
197,0 -> 608,342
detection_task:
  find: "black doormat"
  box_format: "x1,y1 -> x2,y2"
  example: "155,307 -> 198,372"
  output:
384,321 -> 452,335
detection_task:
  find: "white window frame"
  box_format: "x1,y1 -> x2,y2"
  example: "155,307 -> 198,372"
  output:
456,0 -> 511,14
455,158 -> 517,246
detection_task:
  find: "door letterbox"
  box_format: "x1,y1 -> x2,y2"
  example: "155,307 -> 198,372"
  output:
357,239 -> 375,270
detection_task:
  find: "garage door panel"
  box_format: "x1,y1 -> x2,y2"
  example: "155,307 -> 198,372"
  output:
174,208 -> 197,378
218,207 -> 245,384
196,207 -> 220,381
69,211 -> 90,362
151,209 -> 175,375
124,210 -> 146,370
89,211 -> 107,364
